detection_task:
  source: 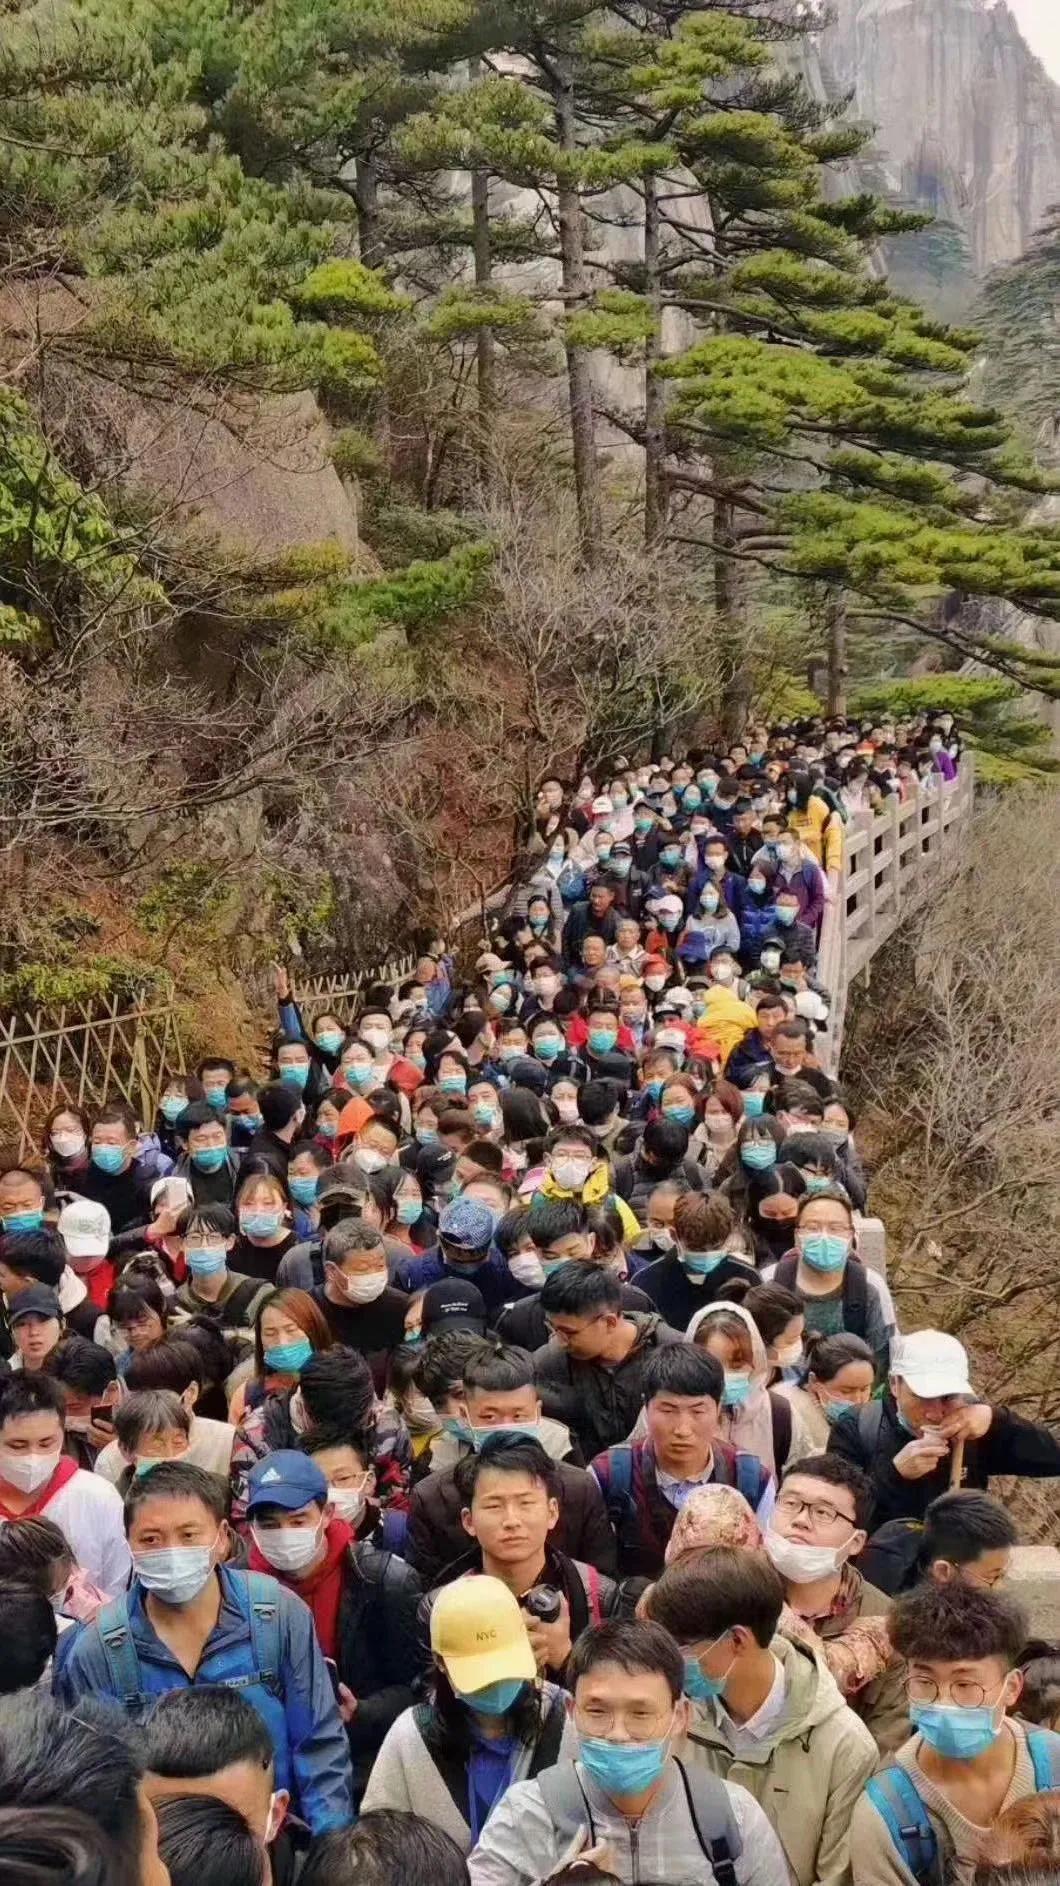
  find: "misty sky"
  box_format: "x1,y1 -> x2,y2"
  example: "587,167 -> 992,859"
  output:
1007,0 -> 1060,80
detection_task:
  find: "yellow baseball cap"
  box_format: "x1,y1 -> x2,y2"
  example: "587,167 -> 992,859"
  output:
430,1576 -> 537,1692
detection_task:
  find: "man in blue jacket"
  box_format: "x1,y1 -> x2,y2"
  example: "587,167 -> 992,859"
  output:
55,1458 -> 352,1836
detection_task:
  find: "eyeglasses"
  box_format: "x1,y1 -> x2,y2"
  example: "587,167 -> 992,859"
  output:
775,1491 -> 857,1530
907,1676 -> 1004,1709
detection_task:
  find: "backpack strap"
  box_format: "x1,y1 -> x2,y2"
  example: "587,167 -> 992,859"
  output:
768,1390 -> 793,1474
674,1757 -> 742,1886
243,1571 -> 283,1694
585,1564 -> 602,1627
841,1257 -> 869,1338
773,1255 -> 799,1291
856,1399 -> 886,1465
733,1450 -> 767,1512
1028,1729 -> 1060,1790
536,1763 -> 598,1850
309,1243 -> 325,1288
865,1768 -> 938,1885
95,1597 -> 143,1706
380,1506 -> 409,1557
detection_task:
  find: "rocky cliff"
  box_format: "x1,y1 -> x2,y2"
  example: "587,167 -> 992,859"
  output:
823,0 -> 1060,276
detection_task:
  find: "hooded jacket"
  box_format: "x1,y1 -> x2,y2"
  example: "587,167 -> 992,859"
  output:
685,1633 -> 878,1886
686,1298 -> 806,1479
691,986 -> 758,1062
533,1311 -> 684,1460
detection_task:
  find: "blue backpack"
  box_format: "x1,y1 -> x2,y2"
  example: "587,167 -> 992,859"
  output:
866,1729 -> 1060,1884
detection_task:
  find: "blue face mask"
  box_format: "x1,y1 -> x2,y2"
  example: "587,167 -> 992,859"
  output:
684,1657 -> 728,1703
316,1031 -> 344,1056
822,1397 -> 857,1426
263,1337 -> 314,1374
441,1415 -> 474,1445
188,1247 -> 227,1278
203,1086 -> 228,1110
589,1030 -> 617,1055
439,1074 -> 467,1095
91,1145 -> 126,1175
660,849 -> 682,869
241,1211 -> 283,1240
742,1093 -> 766,1118
346,1065 -> 375,1089
663,1104 -> 695,1127
456,1677 -> 527,1717
910,1701 -> 1002,1761
645,1079 -> 664,1102
317,1120 -> 338,1140
403,1328 -> 423,1346
535,1037 -> 562,1062
280,1063 -> 310,1090
774,907 -> 797,927
231,1113 -> 264,1137
472,1103 -> 499,1130
191,1145 -> 227,1173
160,1096 -> 187,1124
579,1731 -> 671,1797
2,1211 -> 44,1234
804,1176 -> 832,1194
289,1176 -> 319,1208
722,1372 -> 753,1408
741,1142 -> 776,1170
682,1250 -> 727,1277
415,1125 -> 439,1144
397,1197 -> 421,1225
799,1232 -> 850,1273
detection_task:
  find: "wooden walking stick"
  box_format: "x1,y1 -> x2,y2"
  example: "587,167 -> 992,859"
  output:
949,1435 -> 966,1488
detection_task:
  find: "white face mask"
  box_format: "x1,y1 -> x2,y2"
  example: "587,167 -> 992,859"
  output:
508,1250 -> 546,1289
341,1269 -> 389,1305
328,1482 -> 367,1527
772,1340 -> 804,1370
251,1522 -> 324,1574
763,1528 -> 851,1583
354,1147 -> 387,1175
0,1448 -> 60,1494
361,1027 -> 390,1054
551,1159 -> 591,1192
52,1131 -> 86,1159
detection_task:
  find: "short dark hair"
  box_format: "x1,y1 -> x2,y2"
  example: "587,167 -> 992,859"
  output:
462,1341 -> 535,1399
579,1080 -> 621,1126
50,1337 -> 117,1397
642,1344 -> 723,1405
525,1200 -> 587,1246
922,1491 -> 1018,1566
0,1584 -> 57,1692
124,1338 -> 204,1396
539,1263 -> 622,1318
414,1331 -> 484,1404
155,1794 -> 263,1886
567,1618 -> 684,1703
0,1692 -> 147,1886
109,1279 -> 169,1328
0,1517 -> 71,1592
647,1547 -> 784,1649
889,1578 -> 1028,1670
123,1460 -> 227,1532
0,1374 -> 64,1430
781,1453 -> 874,1531
545,1124 -> 596,1156
300,1346 -> 375,1436
641,1117 -> 690,1163
180,1102 -> 222,1137
300,1811 -> 470,1886
772,1079 -> 824,1119
94,1102 -> 138,1137
0,1802 -> 122,1884
455,1433 -> 559,1507
183,1204 -> 236,1241
0,1229 -> 65,1287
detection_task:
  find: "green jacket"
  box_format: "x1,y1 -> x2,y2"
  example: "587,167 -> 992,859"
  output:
684,1633 -> 877,1886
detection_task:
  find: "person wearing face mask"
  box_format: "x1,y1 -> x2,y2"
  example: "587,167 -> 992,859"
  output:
636,1191 -> 757,1329
44,1102 -> 92,1186
171,1204 -> 272,1328
646,1549 -> 876,1886
761,1188 -> 894,1376
534,1125 -> 640,1242
508,872 -> 564,951
396,1198 -> 518,1315
852,1581 -> 1060,1886
612,1117 -> 704,1224
55,1196 -> 117,1312
245,1446 -> 424,1803
55,1458 -> 353,1836
764,1455 -> 908,1753
242,1083 -> 306,1186
232,1170 -> 297,1284
365,1575 -> 576,1856
0,1372 -> 129,1593
467,1616 -> 788,1886
311,1219 -> 408,1394
72,1102 -> 156,1235
772,1329 -> 875,1451
736,860 -> 780,968
688,1300 -> 800,1481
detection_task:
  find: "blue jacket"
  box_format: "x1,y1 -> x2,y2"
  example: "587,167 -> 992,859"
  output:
395,1244 -> 528,1312
737,896 -> 779,964
54,1566 -> 353,1835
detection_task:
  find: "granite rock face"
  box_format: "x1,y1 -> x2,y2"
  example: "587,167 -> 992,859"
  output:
824,0 -> 1060,272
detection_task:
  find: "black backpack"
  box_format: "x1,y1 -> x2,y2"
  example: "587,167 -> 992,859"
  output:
774,1251 -> 870,1340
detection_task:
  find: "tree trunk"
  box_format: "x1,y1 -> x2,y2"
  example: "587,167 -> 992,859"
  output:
643,173 -> 667,548
826,590 -> 848,716
356,157 -> 382,269
715,498 -> 750,737
553,63 -> 602,562
470,60 -> 496,469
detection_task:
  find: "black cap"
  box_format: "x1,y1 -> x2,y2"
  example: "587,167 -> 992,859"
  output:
421,1279 -> 488,1338
8,1284 -> 62,1324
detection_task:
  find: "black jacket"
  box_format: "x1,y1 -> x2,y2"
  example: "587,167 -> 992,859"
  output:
66,1160 -> 155,1234
406,1459 -> 617,1589
612,1152 -> 705,1220
337,1537 -> 426,1791
830,1391 -> 1060,1529
421,1544 -> 624,1684
496,1282 -> 651,1356
561,901 -> 618,963
635,1251 -> 759,1331
533,1311 -> 685,1460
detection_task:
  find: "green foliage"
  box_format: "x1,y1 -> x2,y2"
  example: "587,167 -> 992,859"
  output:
135,863 -> 230,937
850,676 -> 1060,782
330,429 -> 385,480
978,205 -> 1060,441
0,957 -> 166,1009
366,505 -> 481,569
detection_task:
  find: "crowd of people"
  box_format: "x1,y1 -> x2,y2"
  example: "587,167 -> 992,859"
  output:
0,712 -> 1058,1886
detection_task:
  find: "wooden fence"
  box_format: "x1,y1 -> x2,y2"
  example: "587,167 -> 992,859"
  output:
287,960 -> 417,1027
816,760 -> 976,1073
0,991 -> 185,1161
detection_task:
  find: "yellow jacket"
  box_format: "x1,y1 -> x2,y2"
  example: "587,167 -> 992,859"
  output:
788,797 -> 844,873
696,986 -> 758,1061
535,1160 -> 642,1238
